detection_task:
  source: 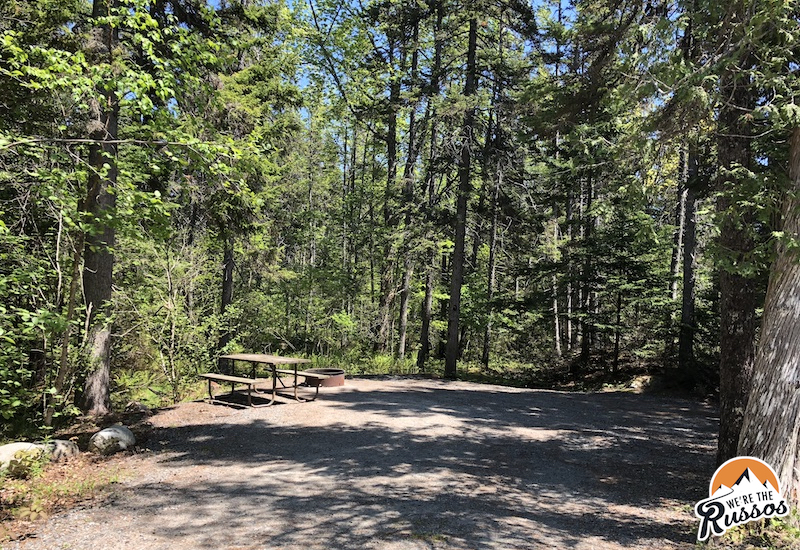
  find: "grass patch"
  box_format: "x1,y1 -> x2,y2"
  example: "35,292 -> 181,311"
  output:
699,512 -> 800,549
310,353 -> 423,376
0,453 -> 124,542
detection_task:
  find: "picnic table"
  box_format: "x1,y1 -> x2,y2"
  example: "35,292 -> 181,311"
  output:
199,354 -> 329,407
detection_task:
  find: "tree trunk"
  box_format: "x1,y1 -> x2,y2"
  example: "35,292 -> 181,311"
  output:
665,160 -> 687,363
613,291 -> 622,374
416,1 -> 443,372
417,252 -> 435,371
671,6 -> 696,371
397,258 -> 414,358
552,215 -> 562,358
678,149 -> 698,379
46,230 -> 85,426
738,127 -> 800,506
670,159 -> 688,303
444,18 -> 478,379
716,70 -> 759,465
375,36 -> 401,354
482,167 -> 501,368
376,259 -> 396,353
576,172 -> 594,375
566,187 -> 574,351
368,141 -> 377,305
81,0 -> 119,417
218,236 -> 234,373
396,20 -> 422,361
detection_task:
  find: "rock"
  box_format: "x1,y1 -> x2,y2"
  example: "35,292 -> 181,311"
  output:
125,401 -> 151,414
89,425 -> 136,455
37,439 -> 80,462
0,442 -> 41,471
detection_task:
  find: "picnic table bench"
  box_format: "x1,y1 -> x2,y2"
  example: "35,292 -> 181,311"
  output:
198,373 -> 269,408
200,354 -> 330,407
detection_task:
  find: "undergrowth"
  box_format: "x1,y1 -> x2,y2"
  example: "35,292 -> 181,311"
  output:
0,454 -> 123,542
700,511 -> 800,549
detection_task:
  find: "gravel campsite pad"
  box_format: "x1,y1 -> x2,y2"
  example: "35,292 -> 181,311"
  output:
6,377 -> 718,550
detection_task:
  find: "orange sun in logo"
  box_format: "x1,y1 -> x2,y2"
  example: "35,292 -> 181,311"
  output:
710,457 -> 780,495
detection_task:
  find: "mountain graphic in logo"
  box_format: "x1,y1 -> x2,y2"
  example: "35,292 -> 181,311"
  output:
696,457 -> 789,541
710,457 -> 780,496
710,467 -> 781,502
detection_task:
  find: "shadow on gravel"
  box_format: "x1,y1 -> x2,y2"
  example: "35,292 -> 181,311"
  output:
131,383 -> 718,549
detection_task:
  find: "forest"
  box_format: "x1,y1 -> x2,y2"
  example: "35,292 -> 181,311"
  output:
1,0 -> 800,502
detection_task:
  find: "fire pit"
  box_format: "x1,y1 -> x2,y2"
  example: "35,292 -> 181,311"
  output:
303,368 -> 345,387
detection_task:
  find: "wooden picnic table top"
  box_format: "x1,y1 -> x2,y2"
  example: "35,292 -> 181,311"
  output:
219,353 -> 311,365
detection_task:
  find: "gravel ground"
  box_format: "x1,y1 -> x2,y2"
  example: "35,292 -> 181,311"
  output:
4,377 -> 719,550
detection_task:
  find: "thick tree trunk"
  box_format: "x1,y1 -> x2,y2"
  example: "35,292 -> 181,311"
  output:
716,70 -> 759,465
81,0 -> 119,417
444,18 -> 478,379
738,127 -> 800,505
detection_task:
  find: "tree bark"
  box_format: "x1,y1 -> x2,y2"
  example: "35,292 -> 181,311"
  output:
665,159 -> 687,363
552,217 -> 562,358
376,260 -> 396,353
396,19 -> 422,360
678,148 -> 698,379
218,236 -> 234,373
738,127 -> 800,505
397,258 -> 414,358
576,172 -> 594,375
81,0 -> 119,417
716,69 -> 759,465
613,291 -> 622,374
482,167 -> 501,368
444,18 -> 478,379
416,0 -> 443,372
670,169 -> 687,303
566,187 -> 574,351
417,252 -> 435,371
46,230 -> 85,426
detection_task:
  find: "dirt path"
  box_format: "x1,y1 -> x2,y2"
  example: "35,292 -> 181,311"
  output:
6,377 -> 718,550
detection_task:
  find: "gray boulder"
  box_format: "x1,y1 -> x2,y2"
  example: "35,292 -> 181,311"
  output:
89,425 -> 136,455
0,442 -> 41,472
37,439 -> 80,462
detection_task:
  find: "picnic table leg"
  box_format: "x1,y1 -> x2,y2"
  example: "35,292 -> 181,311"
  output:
271,364 -> 277,404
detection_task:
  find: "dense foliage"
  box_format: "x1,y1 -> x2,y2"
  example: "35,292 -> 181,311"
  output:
2,1 -> 800,499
